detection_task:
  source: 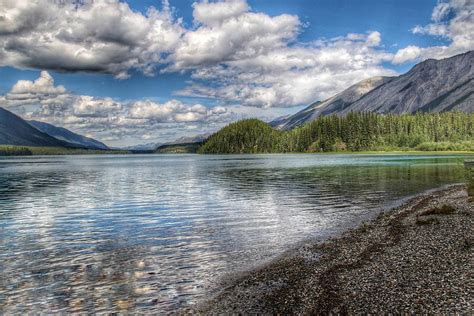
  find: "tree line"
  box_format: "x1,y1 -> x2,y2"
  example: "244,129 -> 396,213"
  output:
0,145 -> 130,156
198,112 -> 474,154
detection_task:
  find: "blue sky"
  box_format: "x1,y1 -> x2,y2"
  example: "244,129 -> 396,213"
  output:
0,0 -> 471,146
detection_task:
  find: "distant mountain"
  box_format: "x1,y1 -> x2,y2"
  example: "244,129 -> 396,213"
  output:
0,107 -> 73,147
268,114 -> 292,128
272,50 -> 474,130
166,133 -> 211,145
28,120 -> 108,150
154,133 -> 211,153
122,142 -> 160,152
125,133 -> 211,153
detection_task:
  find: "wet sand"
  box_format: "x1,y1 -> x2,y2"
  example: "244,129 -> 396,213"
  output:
198,185 -> 473,314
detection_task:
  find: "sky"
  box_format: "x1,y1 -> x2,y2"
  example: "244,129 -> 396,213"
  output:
0,0 -> 473,147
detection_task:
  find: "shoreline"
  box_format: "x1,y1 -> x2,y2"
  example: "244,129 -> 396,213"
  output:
199,150 -> 474,156
1,149 -> 474,157
197,185 -> 473,314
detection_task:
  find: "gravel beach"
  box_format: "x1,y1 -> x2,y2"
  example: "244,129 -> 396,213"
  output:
199,185 -> 474,314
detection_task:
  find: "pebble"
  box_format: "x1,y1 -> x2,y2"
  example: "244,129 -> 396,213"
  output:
200,185 -> 474,314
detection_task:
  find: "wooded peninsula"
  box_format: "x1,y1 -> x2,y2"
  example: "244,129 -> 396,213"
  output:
199,112 -> 474,154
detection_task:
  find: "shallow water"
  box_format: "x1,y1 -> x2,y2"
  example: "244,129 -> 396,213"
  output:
0,153 -> 471,313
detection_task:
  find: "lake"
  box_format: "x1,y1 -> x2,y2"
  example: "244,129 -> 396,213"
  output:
0,153 -> 471,313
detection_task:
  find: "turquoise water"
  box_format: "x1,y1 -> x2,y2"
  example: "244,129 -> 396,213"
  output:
0,154 -> 471,313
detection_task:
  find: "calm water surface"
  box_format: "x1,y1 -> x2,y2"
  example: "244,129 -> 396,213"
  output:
0,154 -> 471,313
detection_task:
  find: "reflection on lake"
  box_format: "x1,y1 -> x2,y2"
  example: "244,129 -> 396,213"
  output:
0,154 -> 471,313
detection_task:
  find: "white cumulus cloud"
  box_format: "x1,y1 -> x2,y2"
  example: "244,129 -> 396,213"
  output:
130,99 -> 228,122
73,96 -> 123,118
394,0 -> 474,64
0,0 -> 184,79
176,31 -> 395,107
0,70 -> 72,115
192,0 -> 249,26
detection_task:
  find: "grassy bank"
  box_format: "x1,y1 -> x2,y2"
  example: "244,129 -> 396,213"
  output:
2,144 -> 472,157
154,142 -> 202,154
0,145 -> 129,156
310,150 -> 474,156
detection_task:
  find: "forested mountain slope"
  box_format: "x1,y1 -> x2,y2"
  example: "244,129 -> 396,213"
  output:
199,119 -> 281,154
272,77 -> 392,130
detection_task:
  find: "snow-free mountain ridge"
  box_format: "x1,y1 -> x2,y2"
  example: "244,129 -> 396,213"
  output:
272,51 -> 474,130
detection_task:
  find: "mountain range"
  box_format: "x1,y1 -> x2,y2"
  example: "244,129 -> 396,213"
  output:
0,104 -> 208,152
0,107 -> 107,150
0,107 -> 73,147
123,134 -> 211,152
28,120 -> 109,150
272,50 -> 473,130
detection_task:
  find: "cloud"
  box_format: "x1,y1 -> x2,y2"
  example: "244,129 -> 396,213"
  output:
0,0 -> 184,79
392,45 -> 423,64
0,70 -> 72,115
165,6 -> 300,72
129,99 -> 228,122
366,31 -> 382,47
130,99 -> 187,120
10,71 -> 65,95
176,31 -> 395,107
393,0 -> 474,64
432,1 -> 454,22
73,96 -> 123,118
192,0 -> 249,26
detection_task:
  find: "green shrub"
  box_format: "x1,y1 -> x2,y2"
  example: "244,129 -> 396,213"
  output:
415,141 -> 474,151
420,204 -> 456,216
0,145 -> 129,156
0,146 -> 33,156
416,217 -> 440,226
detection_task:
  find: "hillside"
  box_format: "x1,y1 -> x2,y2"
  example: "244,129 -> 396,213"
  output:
198,119 -> 281,154
199,113 -> 474,154
122,142 -> 160,152
273,51 -> 474,130
155,142 -> 202,154
28,120 -> 108,150
0,107 -> 72,147
272,77 -> 392,130
124,133 -> 210,152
